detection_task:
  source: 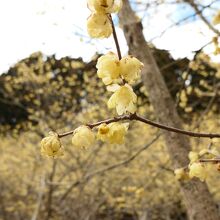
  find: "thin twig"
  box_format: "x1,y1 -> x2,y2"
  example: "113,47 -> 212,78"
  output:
109,14 -> 122,60
31,174 -> 46,220
199,158 -> 220,163
59,134 -> 160,201
185,0 -> 220,36
58,113 -> 220,139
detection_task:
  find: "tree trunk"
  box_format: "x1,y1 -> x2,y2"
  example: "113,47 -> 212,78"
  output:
118,1 -> 219,219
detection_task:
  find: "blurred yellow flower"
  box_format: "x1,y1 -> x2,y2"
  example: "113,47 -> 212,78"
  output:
120,55 -> 143,84
174,168 -> 189,181
97,52 -> 121,85
189,163 -> 207,181
87,12 -> 112,38
97,122 -> 129,144
87,0 -> 122,14
213,10 -> 220,25
107,84 -> 137,115
41,132 -> 64,157
188,151 -> 199,163
72,125 -> 95,148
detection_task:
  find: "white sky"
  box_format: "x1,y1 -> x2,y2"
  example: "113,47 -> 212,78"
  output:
0,0 -> 219,73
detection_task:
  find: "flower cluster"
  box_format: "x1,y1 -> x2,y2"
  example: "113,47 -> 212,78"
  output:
97,52 -> 143,115
41,122 -> 129,157
71,122 -> 128,149
87,0 -> 122,38
174,148 -> 220,182
97,52 -> 143,85
87,0 -> 143,115
40,0 -> 143,156
174,151 -> 207,182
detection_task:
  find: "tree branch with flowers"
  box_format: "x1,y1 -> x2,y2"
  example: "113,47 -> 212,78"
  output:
40,0 -> 220,184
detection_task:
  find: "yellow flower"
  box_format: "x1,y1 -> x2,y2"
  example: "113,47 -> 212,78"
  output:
41,132 -> 64,157
96,53 -> 143,84
213,10 -> 220,25
107,84 -> 137,115
96,52 -> 121,85
189,162 -> 207,181
97,122 -> 129,144
120,55 -> 143,84
188,151 -> 199,163
199,148 -> 219,158
174,168 -> 189,181
135,187 -> 144,198
72,125 -> 95,148
87,0 -> 122,14
198,149 -> 208,156
97,123 -> 110,137
87,12 -> 112,38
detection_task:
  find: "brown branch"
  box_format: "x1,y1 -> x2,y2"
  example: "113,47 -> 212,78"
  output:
109,14 -> 122,60
199,158 -> 220,163
150,0 -> 219,42
58,113 -> 220,139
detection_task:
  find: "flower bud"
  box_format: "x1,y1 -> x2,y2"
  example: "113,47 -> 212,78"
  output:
41,132 -> 64,157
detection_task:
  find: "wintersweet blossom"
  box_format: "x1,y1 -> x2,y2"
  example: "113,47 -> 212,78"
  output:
107,84 -> 137,115
120,55 -> 144,83
97,122 -> 129,144
213,10 -> 220,25
87,12 -> 112,38
188,151 -> 199,163
189,162 -> 207,181
96,52 -> 121,85
87,0 -> 122,14
96,53 -> 143,84
174,168 -> 189,181
41,132 -> 64,157
72,125 -> 95,148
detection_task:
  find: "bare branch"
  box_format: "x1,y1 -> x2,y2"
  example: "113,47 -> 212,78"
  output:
58,113 -> 220,139
58,134 -> 160,201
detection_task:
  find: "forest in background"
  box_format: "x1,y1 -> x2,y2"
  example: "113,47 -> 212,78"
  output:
0,47 -> 219,219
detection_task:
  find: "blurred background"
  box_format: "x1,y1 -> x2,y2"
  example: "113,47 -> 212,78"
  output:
0,0 -> 220,219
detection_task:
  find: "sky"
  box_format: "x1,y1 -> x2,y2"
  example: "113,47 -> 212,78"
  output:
0,0 -> 219,73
